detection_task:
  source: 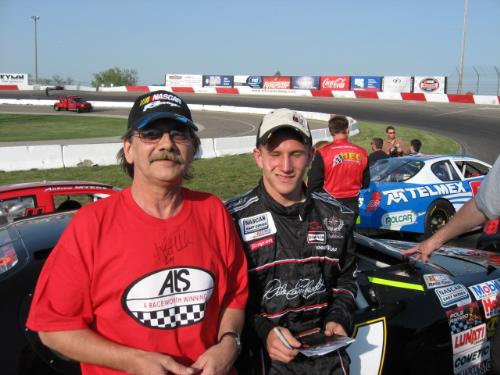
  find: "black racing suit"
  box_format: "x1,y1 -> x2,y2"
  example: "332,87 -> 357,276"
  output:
225,181 -> 357,375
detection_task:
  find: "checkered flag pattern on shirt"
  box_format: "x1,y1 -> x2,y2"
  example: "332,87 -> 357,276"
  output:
133,303 -> 206,329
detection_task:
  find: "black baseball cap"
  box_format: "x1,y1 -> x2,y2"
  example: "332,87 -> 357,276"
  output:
127,90 -> 198,131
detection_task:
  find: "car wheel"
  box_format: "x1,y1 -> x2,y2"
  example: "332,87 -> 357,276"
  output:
424,199 -> 455,237
76,107 -> 81,113
53,105 -> 60,111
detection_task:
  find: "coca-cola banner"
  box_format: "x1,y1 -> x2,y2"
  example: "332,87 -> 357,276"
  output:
291,76 -> 320,90
165,74 -> 203,87
262,76 -> 291,90
0,73 -> 28,85
234,75 -> 263,88
382,76 -> 413,93
202,75 -> 234,87
350,76 -> 382,92
413,76 -> 447,94
320,76 -> 350,91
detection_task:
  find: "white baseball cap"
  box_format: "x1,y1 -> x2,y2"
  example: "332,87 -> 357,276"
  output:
256,108 -> 312,146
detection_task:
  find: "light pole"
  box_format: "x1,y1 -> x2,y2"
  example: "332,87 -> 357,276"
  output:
31,16 -> 40,84
457,0 -> 468,94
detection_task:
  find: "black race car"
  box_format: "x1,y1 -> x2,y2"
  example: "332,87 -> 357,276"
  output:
1,212 -> 498,375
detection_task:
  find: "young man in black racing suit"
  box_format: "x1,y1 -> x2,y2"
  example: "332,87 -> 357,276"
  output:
226,108 -> 357,374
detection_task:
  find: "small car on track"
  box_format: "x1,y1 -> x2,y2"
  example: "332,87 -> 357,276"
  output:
0,181 -> 118,225
53,96 -> 93,113
357,155 -> 491,237
1,210 -> 498,374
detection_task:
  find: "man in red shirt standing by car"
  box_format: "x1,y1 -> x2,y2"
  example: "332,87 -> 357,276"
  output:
307,114 -> 369,216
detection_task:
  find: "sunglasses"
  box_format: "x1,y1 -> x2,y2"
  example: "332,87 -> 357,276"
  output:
135,127 -> 191,144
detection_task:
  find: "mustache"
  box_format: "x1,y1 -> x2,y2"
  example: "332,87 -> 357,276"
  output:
149,150 -> 186,165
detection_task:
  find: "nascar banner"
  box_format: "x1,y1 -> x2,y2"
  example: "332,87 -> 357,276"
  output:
165,74 -> 203,87
291,76 -> 320,90
320,76 -> 350,90
202,75 -> 234,87
234,75 -> 263,88
262,76 -> 291,89
413,76 -> 447,94
382,76 -> 413,93
0,73 -> 28,85
350,76 -> 382,91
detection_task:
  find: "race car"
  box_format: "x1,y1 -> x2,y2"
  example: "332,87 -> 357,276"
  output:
1,210 -> 498,375
53,96 -> 93,113
357,155 -> 491,236
0,181 -> 119,225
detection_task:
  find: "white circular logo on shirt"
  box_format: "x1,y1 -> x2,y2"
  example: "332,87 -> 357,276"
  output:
122,267 -> 214,329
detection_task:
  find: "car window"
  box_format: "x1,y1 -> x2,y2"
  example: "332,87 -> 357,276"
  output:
453,160 -> 490,178
371,158 -> 424,182
53,193 -> 110,211
431,161 -> 460,182
0,196 -> 36,222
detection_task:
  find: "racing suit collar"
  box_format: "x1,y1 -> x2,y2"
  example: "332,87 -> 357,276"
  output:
257,178 -> 311,219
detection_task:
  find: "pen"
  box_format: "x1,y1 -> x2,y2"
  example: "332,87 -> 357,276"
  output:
273,327 -> 293,350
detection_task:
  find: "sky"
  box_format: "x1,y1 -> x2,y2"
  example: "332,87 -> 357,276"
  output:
0,0 -> 499,86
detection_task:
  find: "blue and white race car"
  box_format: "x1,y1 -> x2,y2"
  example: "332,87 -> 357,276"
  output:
357,155 -> 491,236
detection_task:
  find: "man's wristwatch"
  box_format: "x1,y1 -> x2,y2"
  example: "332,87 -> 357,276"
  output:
219,332 -> 242,353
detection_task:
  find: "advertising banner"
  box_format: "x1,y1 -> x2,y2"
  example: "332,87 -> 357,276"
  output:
320,76 -> 350,91
291,76 -> 320,90
382,76 -> 413,93
350,76 -> 382,91
165,74 -> 203,87
202,75 -> 234,87
0,73 -> 28,85
262,76 -> 291,90
413,76 -> 447,94
234,75 -> 263,88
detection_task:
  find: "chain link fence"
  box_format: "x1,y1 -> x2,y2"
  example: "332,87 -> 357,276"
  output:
447,66 -> 500,95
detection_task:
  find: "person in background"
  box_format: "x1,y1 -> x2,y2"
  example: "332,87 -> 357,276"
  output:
307,114 -> 369,216
27,90 -> 248,375
402,155 -> 500,375
368,137 -> 388,166
409,139 -> 422,156
382,126 -> 408,157
226,108 -> 357,375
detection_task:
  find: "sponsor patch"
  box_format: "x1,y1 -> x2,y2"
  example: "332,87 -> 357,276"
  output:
239,212 -> 277,242
424,273 -> 454,289
468,279 -> 500,300
307,231 -> 326,244
446,302 -> 483,335
249,236 -> 274,251
435,284 -> 471,308
481,294 -> 500,319
453,341 -> 490,375
452,324 -> 487,354
323,216 -> 344,239
381,210 -> 417,229
122,267 -> 214,329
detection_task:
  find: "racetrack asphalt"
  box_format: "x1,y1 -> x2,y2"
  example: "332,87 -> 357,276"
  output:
1,90 -> 499,163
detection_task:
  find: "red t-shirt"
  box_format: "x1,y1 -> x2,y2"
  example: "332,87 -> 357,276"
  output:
27,188 -> 248,375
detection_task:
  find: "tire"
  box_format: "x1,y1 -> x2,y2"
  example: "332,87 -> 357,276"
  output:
424,199 -> 455,237
53,105 -> 60,111
76,107 -> 81,113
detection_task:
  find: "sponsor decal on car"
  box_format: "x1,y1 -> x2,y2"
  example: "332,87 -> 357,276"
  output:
446,302 -> 483,335
452,324 -> 487,354
424,273 -> 454,289
435,284 -> 472,308
239,212 -> 277,242
249,236 -> 274,251
122,267 -> 214,329
383,182 -> 467,206
453,341 -> 490,375
307,231 -> 326,244
481,294 -> 500,319
468,279 -> 500,300
381,210 -> 417,229
487,316 -> 498,338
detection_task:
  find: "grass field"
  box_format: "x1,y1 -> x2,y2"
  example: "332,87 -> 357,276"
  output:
0,112 -> 461,199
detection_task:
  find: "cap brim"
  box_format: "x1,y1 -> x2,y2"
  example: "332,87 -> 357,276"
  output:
257,124 -> 311,146
136,112 -> 198,131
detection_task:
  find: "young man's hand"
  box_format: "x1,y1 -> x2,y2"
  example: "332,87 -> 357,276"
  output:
266,327 -> 301,363
324,321 -> 347,337
191,335 -> 239,375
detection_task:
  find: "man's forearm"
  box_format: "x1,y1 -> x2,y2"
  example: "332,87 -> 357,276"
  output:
217,307 -> 245,339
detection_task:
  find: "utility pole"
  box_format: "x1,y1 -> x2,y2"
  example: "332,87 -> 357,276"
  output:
31,16 -> 40,84
457,0 -> 468,94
